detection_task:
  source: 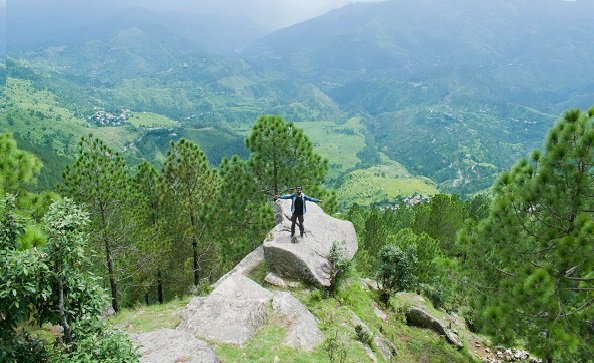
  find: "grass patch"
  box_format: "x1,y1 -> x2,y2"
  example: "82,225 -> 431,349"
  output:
296,117 -> 367,177
336,157 -> 440,208
128,112 -> 179,128
107,297 -> 190,333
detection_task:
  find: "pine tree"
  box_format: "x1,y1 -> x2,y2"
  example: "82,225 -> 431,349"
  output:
210,155 -> 273,268
163,138 -> 218,287
245,115 -> 328,196
411,194 -> 468,256
462,108 -> 594,362
0,133 -> 42,195
60,134 -> 132,312
211,115 -> 332,265
130,161 -> 169,304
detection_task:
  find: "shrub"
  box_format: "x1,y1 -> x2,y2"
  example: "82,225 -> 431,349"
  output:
324,330 -> 347,363
327,241 -> 353,297
354,324 -> 374,346
376,244 -> 418,296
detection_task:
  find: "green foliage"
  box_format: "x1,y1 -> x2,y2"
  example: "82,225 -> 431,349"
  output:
324,330 -> 348,363
210,155 -> 273,269
0,197 -> 140,362
163,138 -> 218,287
376,243 -> 418,296
245,115 -> 328,196
461,107 -> 594,362
51,320 -> 140,363
354,324 -> 374,347
0,194 -> 25,250
411,194 -> 468,255
60,134 -> 133,312
0,133 -> 42,195
326,241 -> 353,297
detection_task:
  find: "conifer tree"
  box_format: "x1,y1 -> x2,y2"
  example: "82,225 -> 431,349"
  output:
163,138 -> 218,287
245,115 -> 328,196
60,134 -> 131,312
212,115 -> 333,264
210,155 -> 273,268
411,194 -> 468,256
131,161 -> 169,304
462,108 -> 594,362
0,133 -> 42,195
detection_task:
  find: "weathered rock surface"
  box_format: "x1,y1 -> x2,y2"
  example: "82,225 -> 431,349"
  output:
177,273 -> 273,345
272,292 -> 325,352
406,306 -> 464,350
264,198 -> 358,287
351,312 -> 395,362
133,328 -> 221,363
213,245 -> 265,289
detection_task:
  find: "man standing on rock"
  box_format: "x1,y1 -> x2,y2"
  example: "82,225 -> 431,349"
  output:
274,186 -> 323,240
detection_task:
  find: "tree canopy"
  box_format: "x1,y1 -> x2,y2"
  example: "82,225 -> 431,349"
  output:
461,108 -> 594,363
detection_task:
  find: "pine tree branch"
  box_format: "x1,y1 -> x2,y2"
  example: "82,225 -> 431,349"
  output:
566,276 -> 594,281
484,258 -> 516,277
558,297 -> 594,318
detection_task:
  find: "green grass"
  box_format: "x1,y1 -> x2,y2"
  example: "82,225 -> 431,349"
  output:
336,156 -> 440,208
127,112 -> 179,128
296,117 -> 367,176
106,297 -> 190,334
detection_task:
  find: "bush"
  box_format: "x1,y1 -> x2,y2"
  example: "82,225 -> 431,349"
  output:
324,330 -> 347,363
376,244 -> 418,296
354,324 -> 374,347
327,241 -> 353,297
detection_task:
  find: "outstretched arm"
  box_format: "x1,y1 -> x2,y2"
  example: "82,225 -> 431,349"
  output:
304,195 -> 323,203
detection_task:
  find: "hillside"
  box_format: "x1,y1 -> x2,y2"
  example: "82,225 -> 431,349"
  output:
108,284 -> 491,363
5,0 -> 594,200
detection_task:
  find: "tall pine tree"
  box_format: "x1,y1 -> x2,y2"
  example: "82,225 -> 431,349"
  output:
163,138 -> 218,287
61,134 -> 132,312
462,108 -> 594,363
245,115 -> 328,196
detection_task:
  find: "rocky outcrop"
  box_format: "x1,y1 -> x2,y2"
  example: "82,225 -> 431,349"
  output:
213,245 -> 265,289
406,306 -> 464,350
264,198 -> 358,287
133,328 -> 221,363
271,292 -> 325,352
177,246 -> 324,352
177,273 -> 273,345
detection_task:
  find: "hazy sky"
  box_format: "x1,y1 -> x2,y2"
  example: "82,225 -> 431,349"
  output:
4,0 -> 383,52
8,0 -> 382,32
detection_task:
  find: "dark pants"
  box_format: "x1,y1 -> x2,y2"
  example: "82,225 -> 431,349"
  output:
290,213 -> 304,237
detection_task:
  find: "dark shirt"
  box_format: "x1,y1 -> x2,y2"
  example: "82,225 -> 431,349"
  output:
294,194 -> 304,215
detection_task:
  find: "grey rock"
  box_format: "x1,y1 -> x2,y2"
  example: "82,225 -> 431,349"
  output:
272,292 -> 324,352
264,271 -> 288,288
406,306 -> 464,350
133,328 -> 221,363
177,274 -> 272,345
264,199 -> 358,287
351,312 -> 393,362
213,245 -> 265,289
212,272 -> 273,303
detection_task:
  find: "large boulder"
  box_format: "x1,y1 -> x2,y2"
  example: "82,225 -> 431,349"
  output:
406,306 -> 464,350
264,198 -> 358,287
177,273 -> 273,345
271,292 -> 324,352
133,328 -> 221,363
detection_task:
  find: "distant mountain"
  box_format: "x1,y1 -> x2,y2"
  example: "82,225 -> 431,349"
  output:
243,0 -> 594,113
5,0 -> 594,199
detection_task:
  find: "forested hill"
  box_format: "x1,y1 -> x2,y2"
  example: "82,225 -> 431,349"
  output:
244,0 -> 594,113
4,0 -> 594,200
